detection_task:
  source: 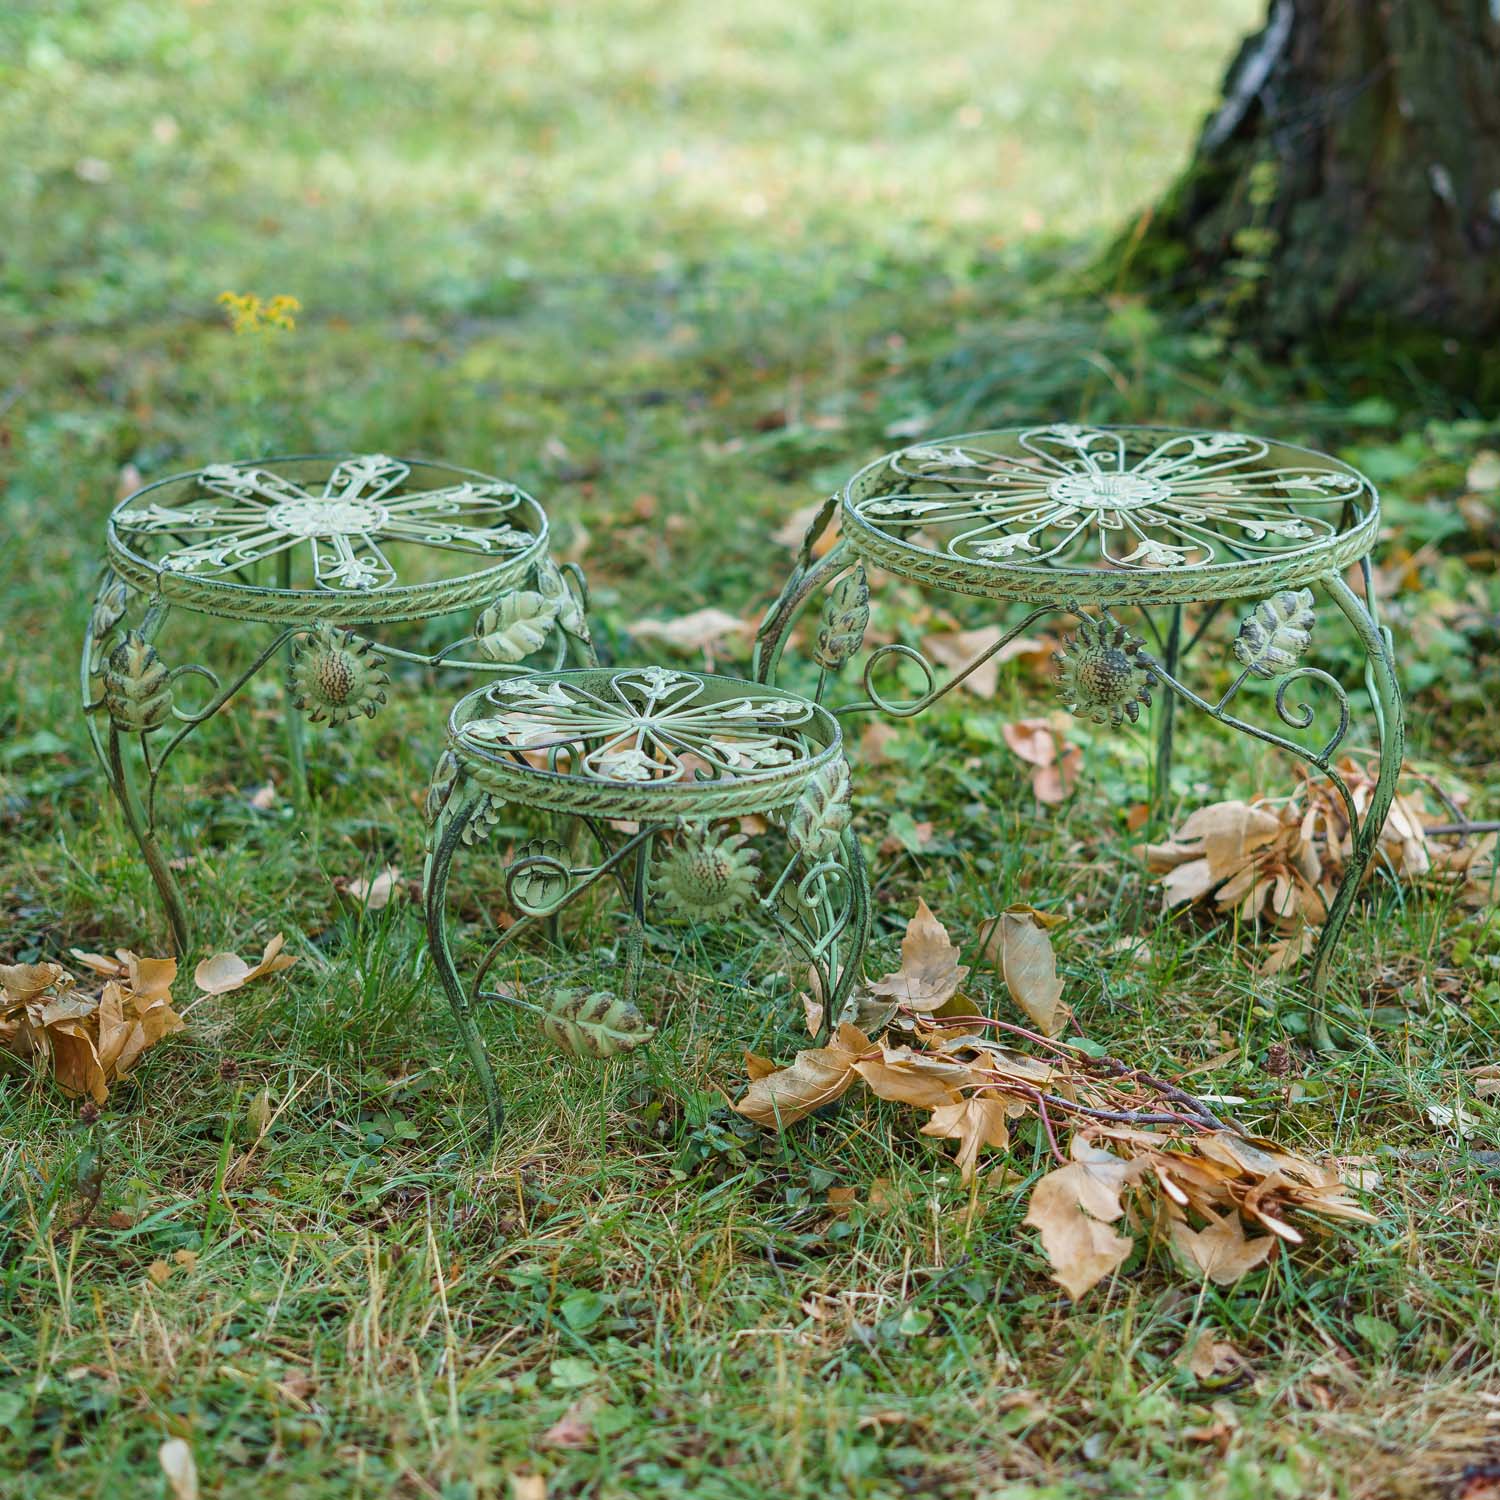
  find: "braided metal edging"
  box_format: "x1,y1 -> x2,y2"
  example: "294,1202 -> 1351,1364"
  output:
104,541 -> 543,625
445,672 -> 847,820
839,511 -> 1376,606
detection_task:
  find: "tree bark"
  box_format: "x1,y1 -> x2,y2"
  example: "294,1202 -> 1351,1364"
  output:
1120,0 -> 1500,348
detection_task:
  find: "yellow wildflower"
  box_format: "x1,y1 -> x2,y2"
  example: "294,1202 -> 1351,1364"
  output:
218,291 -> 302,334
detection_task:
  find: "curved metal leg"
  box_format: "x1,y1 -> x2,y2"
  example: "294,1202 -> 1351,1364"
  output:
82,580 -> 194,952
753,521 -> 854,688
81,570 -> 300,954
1152,605 -> 1182,821
423,787 -> 505,1147
1309,572 -> 1406,998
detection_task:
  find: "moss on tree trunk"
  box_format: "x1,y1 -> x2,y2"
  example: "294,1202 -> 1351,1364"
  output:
1116,0 -> 1500,352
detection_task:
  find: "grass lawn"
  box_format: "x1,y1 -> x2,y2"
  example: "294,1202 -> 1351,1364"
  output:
4,2 -> 1500,1496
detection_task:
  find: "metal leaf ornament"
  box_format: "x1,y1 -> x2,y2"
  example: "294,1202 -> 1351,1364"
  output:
425,750 -> 459,826
1233,589 -> 1316,679
534,558 -> 591,644
540,989 -> 655,1060
508,838 -> 572,914
460,793 -> 506,846
789,757 -> 853,860
89,579 -> 130,644
474,589 -> 559,663
104,632 -> 172,732
813,565 -> 870,671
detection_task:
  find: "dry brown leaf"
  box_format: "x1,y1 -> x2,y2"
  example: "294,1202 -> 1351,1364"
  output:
343,864 -> 401,910
1258,924 -> 1317,976
540,1397 -> 596,1449
867,899 -> 969,1011
979,906 -> 1067,1036
801,993 -> 825,1038
919,628 -> 1047,698
920,1095 -> 1015,1183
1000,717 -> 1081,806
1,962 -> 71,997
744,1050 -> 778,1082
628,608 -> 750,666
735,1025 -> 871,1128
1023,1139 -> 1143,1299
854,1046 -> 973,1110
2,955 -> 184,1103
158,1439 -> 199,1500
1178,1329 -> 1247,1381
860,720 -> 901,765
1170,1208 -> 1278,1284
193,934 -> 298,995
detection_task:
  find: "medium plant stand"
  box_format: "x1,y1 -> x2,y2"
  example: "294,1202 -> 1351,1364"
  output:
754,424 -> 1404,1034
423,666 -> 869,1145
82,453 -> 594,953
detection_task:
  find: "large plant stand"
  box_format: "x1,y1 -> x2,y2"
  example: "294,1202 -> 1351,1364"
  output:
423,666 -> 869,1144
754,424 -> 1404,1034
82,453 -> 593,952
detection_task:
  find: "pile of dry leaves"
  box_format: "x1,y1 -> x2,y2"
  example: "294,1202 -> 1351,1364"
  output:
739,904 -> 1377,1298
1142,761 -> 1495,972
0,935 -> 296,1104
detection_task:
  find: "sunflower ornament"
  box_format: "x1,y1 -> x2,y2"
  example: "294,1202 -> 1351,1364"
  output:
1054,614 -> 1154,726
655,822 -> 761,920
288,624 -> 390,724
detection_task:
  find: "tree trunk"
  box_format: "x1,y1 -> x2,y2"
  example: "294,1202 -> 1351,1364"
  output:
1120,0 -> 1500,350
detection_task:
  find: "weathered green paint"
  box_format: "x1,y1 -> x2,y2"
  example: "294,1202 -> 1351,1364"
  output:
757,424 -> 1405,1032
82,454 -> 594,952
422,668 -> 871,1147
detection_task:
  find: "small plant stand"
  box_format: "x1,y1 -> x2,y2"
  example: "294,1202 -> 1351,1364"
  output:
423,666 -> 869,1144
754,424 -> 1404,1030
82,453 -> 593,952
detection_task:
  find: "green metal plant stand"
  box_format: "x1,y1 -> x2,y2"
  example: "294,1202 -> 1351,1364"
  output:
82,454 -> 594,953
423,666 -> 870,1144
754,424 -> 1404,1020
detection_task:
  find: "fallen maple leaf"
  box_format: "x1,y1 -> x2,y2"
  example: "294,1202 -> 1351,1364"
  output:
920,628 -> 1049,698
1169,1207 -> 1277,1284
980,906 -> 1068,1036
158,1439 -> 198,1500
1023,1139 -> 1144,1299
1001,716 -> 1081,806
341,864 -> 401,910
627,608 -> 750,667
867,899 -> 970,1011
193,934 -> 298,995
2,954 -> 184,1104
920,1095 -> 1016,1183
1178,1328 -> 1247,1381
540,1397 -> 597,1449
734,1024 -> 871,1127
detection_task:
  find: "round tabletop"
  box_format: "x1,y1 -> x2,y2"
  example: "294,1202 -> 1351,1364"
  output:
839,424 -> 1378,605
445,666 -> 844,818
107,454 -> 548,624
